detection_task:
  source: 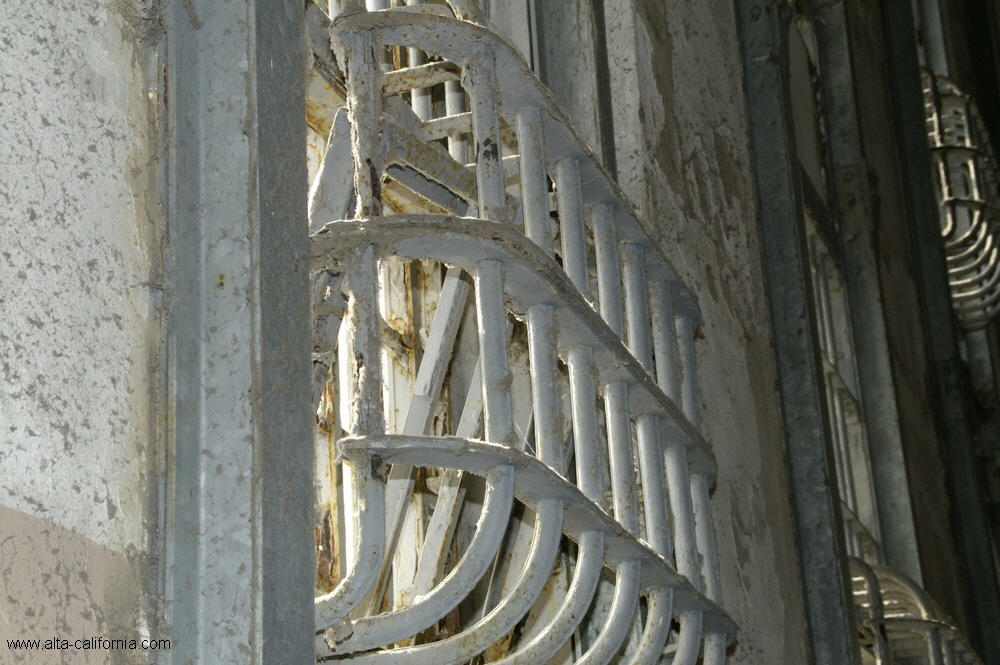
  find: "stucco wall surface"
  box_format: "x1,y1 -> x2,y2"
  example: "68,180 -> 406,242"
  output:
0,1 -> 160,660
594,2 -> 811,662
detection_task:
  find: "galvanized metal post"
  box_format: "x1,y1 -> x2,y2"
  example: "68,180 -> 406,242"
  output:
735,2 -> 861,663
165,0 -> 312,662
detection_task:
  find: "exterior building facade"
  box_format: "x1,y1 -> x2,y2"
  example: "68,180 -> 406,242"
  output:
1,1 -> 998,664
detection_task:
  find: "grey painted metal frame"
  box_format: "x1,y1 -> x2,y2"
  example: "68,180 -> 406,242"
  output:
735,2 -> 861,664
164,1 -> 314,663
881,3 -> 1000,661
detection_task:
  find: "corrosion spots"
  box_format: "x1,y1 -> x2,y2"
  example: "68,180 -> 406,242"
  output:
369,454 -> 387,483
361,157 -> 382,218
481,137 -> 499,162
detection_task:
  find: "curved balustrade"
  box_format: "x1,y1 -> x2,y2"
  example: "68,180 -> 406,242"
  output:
850,558 -> 983,665
309,4 -> 735,662
924,71 -> 1000,330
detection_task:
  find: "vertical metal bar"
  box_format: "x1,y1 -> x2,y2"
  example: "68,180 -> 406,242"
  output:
556,158 -> 590,296
832,388 -> 859,514
693,474 -> 726,665
676,316 -> 699,427
465,53 -> 505,222
445,81 -> 468,163
605,382 -> 638,534
650,281 -> 681,402
342,29 -> 384,219
409,49 -> 433,121
517,106 -> 552,254
406,0 -> 433,122
622,247 -> 671,557
581,343 -> 642,665
623,255 -> 674,665
527,304 -> 563,471
348,246 -> 385,437
476,259 -> 514,444
650,295 -> 702,665
665,443 -> 699,587
621,244 -> 652,369
593,204 -> 624,337
679,314 -> 727,665
928,627 -> 946,665
568,347 -> 603,503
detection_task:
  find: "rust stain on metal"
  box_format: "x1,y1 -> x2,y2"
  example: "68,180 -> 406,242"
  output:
481,137 -> 499,162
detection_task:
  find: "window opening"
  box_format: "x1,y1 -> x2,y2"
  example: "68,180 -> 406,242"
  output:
806,216 -> 883,566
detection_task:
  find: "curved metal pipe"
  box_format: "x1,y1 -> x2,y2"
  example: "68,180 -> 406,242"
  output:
493,531 -> 606,665
316,244 -> 387,635
576,562 -> 643,665
315,461 -> 386,634
627,587 -> 674,665
321,464 -> 515,654
333,499 -> 565,664
672,612 -> 704,665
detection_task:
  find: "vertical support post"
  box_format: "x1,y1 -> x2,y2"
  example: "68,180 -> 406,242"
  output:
650,281 -> 681,403
592,204 -> 624,337
517,106 -> 552,254
650,282 -> 701,665
735,3 -> 860,663
556,158 -> 590,296
407,0 -> 433,123
679,313 -> 724,665
568,347 -> 603,503
166,0 -> 313,661
465,52 -> 505,223
346,246 -> 385,438
315,246 -> 387,634
527,304 -> 563,471
341,28 -> 384,219
476,259 -> 514,444
445,81 -> 468,163
605,382 -> 638,534
620,244 -> 651,368
623,248 -> 671,558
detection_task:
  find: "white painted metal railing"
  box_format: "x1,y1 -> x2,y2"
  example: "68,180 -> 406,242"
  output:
308,3 -> 735,662
850,557 -> 983,665
924,70 -> 1000,330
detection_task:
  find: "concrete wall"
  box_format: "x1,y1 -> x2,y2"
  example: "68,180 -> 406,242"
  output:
541,1 -> 812,662
0,2 -> 161,661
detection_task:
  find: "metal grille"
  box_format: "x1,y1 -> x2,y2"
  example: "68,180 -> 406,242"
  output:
924,70 -> 1000,330
308,4 -> 735,663
850,557 -> 983,665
